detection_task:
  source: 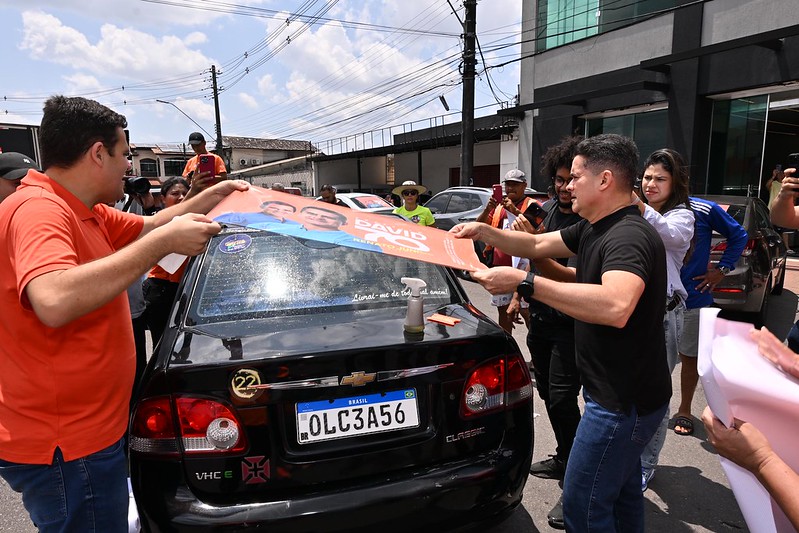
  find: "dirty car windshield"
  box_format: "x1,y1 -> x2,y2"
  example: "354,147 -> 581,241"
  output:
188,231 -> 456,324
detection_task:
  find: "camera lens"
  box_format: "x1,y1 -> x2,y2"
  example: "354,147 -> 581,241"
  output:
125,177 -> 151,195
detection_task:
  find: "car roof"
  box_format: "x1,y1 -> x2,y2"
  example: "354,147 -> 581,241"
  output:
694,194 -> 756,206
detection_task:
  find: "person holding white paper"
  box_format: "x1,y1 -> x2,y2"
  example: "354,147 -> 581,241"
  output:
702,327 -> 799,531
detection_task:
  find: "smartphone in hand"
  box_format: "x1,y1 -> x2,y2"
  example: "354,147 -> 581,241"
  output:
527,202 -> 547,228
492,184 -> 503,203
198,154 -> 215,176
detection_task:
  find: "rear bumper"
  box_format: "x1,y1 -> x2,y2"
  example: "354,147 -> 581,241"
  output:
135,441 -> 532,533
712,268 -> 763,313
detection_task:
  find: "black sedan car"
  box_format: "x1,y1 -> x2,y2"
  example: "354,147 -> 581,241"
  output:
129,228 -> 534,532
702,195 -> 788,326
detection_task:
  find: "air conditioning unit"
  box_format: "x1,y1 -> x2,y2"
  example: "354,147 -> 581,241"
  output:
239,158 -> 247,166
251,158 -> 261,165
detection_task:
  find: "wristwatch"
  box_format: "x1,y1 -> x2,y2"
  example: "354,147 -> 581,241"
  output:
717,265 -> 731,276
516,271 -> 535,303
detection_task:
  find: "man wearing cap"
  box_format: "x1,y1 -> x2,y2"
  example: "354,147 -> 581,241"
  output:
182,131 -> 227,188
0,152 -> 39,203
476,169 -> 541,333
392,180 -> 436,227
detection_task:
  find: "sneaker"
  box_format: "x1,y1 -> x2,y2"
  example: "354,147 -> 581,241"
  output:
530,455 -> 566,480
641,467 -> 655,492
547,495 -> 565,530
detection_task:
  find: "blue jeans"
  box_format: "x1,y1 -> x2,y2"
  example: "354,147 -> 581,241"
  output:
0,437 -> 128,533
641,305 -> 683,475
563,393 -> 667,532
787,320 -> 799,353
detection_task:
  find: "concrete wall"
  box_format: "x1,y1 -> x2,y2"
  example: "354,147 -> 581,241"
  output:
702,0 -> 796,45
526,10 -> 673,90
393,140 -> 504,194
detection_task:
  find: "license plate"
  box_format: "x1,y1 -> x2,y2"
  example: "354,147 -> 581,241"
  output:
296,389 -> 419,444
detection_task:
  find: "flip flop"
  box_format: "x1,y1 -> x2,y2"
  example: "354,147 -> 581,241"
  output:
673,415 -> 694,436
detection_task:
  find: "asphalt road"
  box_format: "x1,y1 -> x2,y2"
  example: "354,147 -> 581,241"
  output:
2,260 -> 798,532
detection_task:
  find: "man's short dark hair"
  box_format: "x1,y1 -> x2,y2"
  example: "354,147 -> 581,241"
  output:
541,135 -> 583,180
319,184 -> 336,193
39,96 -> 127,171
260,200 -> 295,212
575,134 -> 639,191
300,205 -> 346,225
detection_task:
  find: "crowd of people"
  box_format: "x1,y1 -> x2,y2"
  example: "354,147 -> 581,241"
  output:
451,133 -> 799,532
0,94 -> 797,532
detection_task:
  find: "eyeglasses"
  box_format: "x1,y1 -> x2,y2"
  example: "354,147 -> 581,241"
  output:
554,176 -> 569,186
402,190 -> 418,196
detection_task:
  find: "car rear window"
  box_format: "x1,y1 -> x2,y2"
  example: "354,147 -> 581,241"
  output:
720,203 -> 746,225
188,231 -> 457,323
349,195 -> 393,209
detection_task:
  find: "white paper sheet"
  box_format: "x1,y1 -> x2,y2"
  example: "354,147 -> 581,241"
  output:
157,253 -> 187,275
698,309 -> 799,533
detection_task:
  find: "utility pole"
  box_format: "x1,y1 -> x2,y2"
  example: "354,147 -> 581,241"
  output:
211,65 -> 224,162
460,0 -> 477,186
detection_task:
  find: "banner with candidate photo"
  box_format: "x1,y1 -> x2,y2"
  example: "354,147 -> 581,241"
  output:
207,187 -> 486,272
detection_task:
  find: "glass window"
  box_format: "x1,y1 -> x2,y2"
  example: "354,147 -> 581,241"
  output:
140,158 -> 158,178
424,193 -> 451,214
537,0 -> 677,52
188,232 -> 456,324
707,97 -> 768,196
447,192 -> 484,213
349,195 -> 393,209
164,158 -> 186,177
585,109 -> 668,169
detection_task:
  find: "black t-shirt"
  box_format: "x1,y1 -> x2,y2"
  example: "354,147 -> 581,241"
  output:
529,207 -> 582,326
560,205 -> 671,415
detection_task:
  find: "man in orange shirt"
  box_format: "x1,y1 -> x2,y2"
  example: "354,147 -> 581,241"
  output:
182,131 -> 227,191
0,96 -> 248,532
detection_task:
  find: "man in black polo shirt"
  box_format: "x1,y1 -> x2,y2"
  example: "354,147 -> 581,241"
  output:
452,134 -> 670,532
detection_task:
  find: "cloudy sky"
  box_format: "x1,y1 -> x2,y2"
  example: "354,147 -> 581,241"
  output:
0,0 -> 522,152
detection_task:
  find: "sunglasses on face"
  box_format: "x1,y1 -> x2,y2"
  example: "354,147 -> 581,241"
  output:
402,190 -> 418,196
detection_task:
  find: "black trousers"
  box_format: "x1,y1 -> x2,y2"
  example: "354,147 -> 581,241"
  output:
142,278 -> 179,350
527,320 -> 582,462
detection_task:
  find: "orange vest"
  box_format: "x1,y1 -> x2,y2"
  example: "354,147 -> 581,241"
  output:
483,197 -> 536,259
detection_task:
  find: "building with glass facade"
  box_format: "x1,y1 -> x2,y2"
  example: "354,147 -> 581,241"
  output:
503,0 -> 799,197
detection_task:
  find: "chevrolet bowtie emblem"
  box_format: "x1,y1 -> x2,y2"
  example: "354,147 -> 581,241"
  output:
340,371 -> 376,387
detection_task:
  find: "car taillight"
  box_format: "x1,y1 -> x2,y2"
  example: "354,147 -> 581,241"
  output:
460,355 -> 532,418
711,239 -> 755,257
130,396 -> 179,455
129,396 -> 248,455
175,397 -> 248,454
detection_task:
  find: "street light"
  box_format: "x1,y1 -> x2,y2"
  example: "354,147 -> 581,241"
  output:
155,99 -> 215,140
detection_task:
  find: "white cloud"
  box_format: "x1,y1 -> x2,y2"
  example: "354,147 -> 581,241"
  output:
63,73 -> 103,94
184,32 -> 207,46
19,11 -> 214,80
238,92 -> 259,110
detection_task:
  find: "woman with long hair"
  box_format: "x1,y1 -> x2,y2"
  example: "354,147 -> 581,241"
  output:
632,148 -> 695,491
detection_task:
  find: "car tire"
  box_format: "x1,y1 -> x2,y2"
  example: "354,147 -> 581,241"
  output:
771,256 -> 787,295
753,276 -> 771,328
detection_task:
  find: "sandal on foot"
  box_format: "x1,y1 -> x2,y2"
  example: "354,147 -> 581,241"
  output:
673,415 -> 694,436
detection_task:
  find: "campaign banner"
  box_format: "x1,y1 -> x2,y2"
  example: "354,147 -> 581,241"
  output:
207,187 -> 486,272
698,308 -> 799,533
